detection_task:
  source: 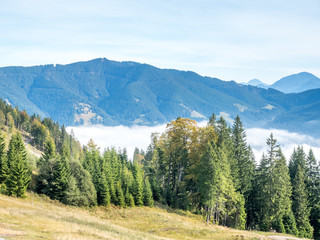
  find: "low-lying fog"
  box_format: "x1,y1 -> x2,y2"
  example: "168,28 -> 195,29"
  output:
67,123 -> 320,162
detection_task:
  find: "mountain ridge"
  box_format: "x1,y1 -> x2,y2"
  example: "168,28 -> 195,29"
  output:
0,58 -> 319,137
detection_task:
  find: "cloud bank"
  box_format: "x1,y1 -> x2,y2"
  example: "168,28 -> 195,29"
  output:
67,124 -> 320,162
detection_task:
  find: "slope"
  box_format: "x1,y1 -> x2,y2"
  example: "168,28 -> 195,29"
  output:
1,59 -> 320,137
0,193 -> 296,240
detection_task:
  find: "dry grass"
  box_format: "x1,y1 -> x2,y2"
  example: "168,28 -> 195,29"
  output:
0,192 -> 277,240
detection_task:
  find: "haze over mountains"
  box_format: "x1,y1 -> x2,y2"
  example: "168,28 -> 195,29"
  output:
0,58 -> 320,137
246,72 -> 320,93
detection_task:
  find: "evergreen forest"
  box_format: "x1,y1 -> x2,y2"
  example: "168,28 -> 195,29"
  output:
0,99 -> 319,239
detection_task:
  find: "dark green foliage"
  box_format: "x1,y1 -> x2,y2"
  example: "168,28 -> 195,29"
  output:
292,165 -> 313,238
5,132 -> 31,198
0,132 -> 8,184
125,188 -> 135,207
289,146 -> 307,183
65,161 -> 97,206
97,172 -> 110,206
133,162 -> 144,206
36,158 -> 55,196
283,212 -> 299,235
51,156 -> 69,201
38,136 -> 56,167
253,134 -> 296,233
232,116 -> 255,227
115,181 -> 125,207
143,177 -> 154,207
306,149 -> 320,239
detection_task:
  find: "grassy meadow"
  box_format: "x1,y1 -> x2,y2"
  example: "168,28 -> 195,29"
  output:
0,192 -> 272,240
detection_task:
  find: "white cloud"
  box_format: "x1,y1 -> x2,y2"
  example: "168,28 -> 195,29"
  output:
67,124 -> 320,163
67,124 -> 167,159
246,128 -> 320,162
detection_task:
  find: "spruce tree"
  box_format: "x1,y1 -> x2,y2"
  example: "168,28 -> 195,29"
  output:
232,116 -> 255,226
51,157 -> 69,201
116,181 -> 125,207
143,177 -> 154,206
0,132 -> 8,185
255,134 -> 296,233
6,133 -> 31,198
292,165 -> 313,238
38,136 -> 56,167
133,162 -> 144,206
97,172 -> 110,206
306,149 -> 320,239
289,146 -> 307,183
125,187 -> 135,207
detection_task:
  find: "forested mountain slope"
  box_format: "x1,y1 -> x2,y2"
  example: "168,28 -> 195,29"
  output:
0,58 -> 320,137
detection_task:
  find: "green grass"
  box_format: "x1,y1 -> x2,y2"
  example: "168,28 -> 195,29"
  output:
0,192 -> 271,240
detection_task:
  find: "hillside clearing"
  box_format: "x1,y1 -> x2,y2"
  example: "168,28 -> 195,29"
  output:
0,193 -> 272,240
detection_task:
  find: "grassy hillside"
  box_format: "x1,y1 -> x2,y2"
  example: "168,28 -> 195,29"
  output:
0,193 -> 306,240
0,192 -> 273,240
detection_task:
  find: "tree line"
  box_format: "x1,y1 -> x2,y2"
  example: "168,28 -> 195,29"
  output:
0,98 -> 319,239
140,115 -> 319,239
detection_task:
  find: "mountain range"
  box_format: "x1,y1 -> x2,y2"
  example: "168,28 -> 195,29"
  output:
0,58 -> 320,137
246,72 -> 320,93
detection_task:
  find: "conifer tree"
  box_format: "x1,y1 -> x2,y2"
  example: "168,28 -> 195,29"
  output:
51,156 -> 69,201
116,181 -> 125,207
133,162 -> 144,206
36,136 -> 57,197
292,165 -> 313,238
198,141 -> 246,228
125,187 -> 135,207
306,149 -> 320,239
289,146 -> 307,183
6,133 -> 31,198
143,177 -> 154,206
39,136 -> 56,166
255,134 -> 296,233
97,172 -> 110,206
0,132 -> 8,185
232,116 -> 255,194
216,117 -> 237,188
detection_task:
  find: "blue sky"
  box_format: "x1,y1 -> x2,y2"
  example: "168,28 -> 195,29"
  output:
1,0 -> 320,84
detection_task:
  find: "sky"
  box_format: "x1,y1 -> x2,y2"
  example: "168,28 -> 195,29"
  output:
67,124 -> 320,162
1,0 -> 320,84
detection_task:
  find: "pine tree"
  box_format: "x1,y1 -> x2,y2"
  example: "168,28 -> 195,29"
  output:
289,146 -> 306,183
125,187 -> 135,207
306,149 -> 320,239
232,116 -> 256,226
39,136 -> 56,166
0,132 -> 8,185
115,181 -> 125,207
255,134 -> 296,233
292,165 -> 313,238
6,133 -> 31,198
132,162 -> 144,206
198,142 -> 245,228
143,177 -> 154,206
51,156 -> 69,201
97,172 -> 110,206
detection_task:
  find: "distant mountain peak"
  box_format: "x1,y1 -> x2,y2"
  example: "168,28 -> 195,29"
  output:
247,79 -> 269,89
270,72 -> 320,93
